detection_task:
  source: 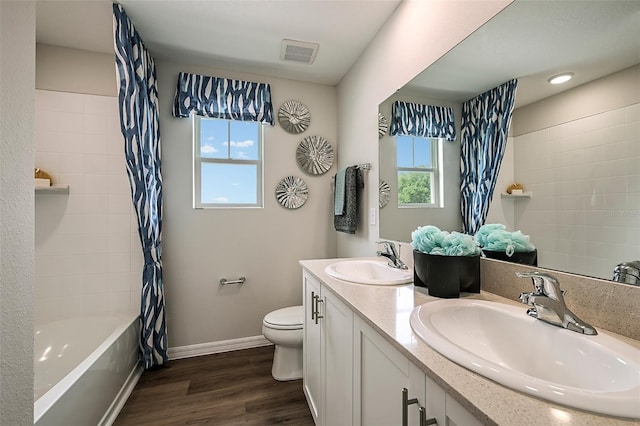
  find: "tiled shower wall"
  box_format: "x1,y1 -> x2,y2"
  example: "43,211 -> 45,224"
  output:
34,90 -> 141,323
513,102 -> 640,280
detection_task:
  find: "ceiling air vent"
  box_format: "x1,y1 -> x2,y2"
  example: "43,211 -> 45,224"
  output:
281,39 -> 319,65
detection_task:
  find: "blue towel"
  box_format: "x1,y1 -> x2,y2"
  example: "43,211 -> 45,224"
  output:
334,168 -> 347,215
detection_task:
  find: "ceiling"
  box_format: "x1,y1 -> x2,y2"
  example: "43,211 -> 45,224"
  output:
35,0 -> 402,86
401,0 -> 640,108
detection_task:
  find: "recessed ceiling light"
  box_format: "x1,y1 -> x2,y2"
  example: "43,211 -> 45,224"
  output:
548,73 -> 574,85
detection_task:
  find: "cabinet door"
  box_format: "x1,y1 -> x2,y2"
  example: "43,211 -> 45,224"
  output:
323,289 -> 354,426
445,394 -> 483,426
354,317 -> 425,426
303,272 -> 322,424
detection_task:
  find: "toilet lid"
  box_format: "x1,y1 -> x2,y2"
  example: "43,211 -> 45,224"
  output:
263,306 -> 304,330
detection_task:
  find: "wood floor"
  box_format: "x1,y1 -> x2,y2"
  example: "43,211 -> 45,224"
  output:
114,346 -> 314,425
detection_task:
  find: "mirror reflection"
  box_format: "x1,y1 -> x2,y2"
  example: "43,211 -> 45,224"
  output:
379,0 -> 640,281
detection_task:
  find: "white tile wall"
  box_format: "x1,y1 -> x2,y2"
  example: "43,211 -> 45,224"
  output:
35,90 -> 141,323
513,102 -> 640,280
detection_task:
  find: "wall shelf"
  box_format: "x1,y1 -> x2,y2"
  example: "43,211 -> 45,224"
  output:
35,185 -> 69,195
501,191 -> 532,199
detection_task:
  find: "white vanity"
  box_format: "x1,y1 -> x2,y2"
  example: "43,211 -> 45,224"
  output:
300,258 -> 640,426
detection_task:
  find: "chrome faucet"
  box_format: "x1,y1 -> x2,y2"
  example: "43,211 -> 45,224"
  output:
517,271 -> 597,335
376,240 -> 408,270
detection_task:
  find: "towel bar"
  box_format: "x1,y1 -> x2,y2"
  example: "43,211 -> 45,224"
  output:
220,276 -> 246,285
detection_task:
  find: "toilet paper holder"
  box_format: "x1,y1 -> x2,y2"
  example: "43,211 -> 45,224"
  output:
220,276 -> 246,285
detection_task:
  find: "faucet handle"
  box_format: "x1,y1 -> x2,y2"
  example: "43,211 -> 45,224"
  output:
376,240 -> 398,257
516,271 -> 564,301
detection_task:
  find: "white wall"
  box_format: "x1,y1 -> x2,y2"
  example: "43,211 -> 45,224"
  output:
489,66 -> 640,280
484,136 -> 515,228
0,1 -> 35,423
157,60 -> 338,347
336,0 -> 513,257
513,102 -> 639,280
34,90 -> 140,323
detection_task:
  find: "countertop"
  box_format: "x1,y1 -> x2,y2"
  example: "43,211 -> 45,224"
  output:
299,257 -> 640,426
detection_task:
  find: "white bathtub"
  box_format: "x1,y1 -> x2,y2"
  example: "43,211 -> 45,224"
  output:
34,313 -> 142,425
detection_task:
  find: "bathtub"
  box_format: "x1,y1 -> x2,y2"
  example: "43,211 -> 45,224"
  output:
34,313 -> 142,425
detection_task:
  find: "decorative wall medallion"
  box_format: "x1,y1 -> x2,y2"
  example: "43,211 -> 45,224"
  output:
275,176 -> 308,209
278,100 -> 311,134
296,135 -> 334,175
378,113 -> 389,139
379,180 -> 391,208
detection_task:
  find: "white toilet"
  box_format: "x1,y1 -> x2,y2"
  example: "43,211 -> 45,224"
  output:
262,305 -> 304,381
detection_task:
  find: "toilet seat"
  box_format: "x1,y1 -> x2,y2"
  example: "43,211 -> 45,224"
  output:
263,306 -> 303,330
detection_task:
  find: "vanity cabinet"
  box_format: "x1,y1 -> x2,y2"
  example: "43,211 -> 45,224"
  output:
354,317 -> 482,426
354,316 -> 443,426
302,266 -> 482,426
302,271 -> 353,426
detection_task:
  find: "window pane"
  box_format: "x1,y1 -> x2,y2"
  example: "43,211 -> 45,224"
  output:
200,119 -> 228,159
201,163 -> 257,204
398,171 -> 432,204
229,121 -> 259,160
397,135 -> 413,168
414,138 -> 432,168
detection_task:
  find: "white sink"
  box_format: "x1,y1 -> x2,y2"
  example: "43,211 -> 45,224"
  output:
324,259 -> 413,285
410,299 -> 640,419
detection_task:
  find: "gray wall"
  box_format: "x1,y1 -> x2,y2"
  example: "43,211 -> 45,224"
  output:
378,93 -> 463,241
35,45 -> 339,348
36,44 -> 117,96
336,0 -> 513,257
0,1 -> 35,423
512,65 -> 640,136
157,60 -> 338,347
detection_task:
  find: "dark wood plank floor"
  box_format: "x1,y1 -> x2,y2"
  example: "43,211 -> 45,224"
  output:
114,346 -> 314,425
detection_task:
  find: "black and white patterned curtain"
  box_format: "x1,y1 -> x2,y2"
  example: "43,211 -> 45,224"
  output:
460,79 -> 518,235
172,72 -> 274,125
113,3 -> 168,369
389,101 -> 456,141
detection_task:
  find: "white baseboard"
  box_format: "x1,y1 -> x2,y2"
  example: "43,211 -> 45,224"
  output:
168,335 -> 273,360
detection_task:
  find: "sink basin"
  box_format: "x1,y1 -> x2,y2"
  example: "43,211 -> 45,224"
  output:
324,260 -> 412,285
410,299 -> 640,419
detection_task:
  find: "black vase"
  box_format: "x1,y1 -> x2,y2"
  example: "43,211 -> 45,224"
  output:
413,250 -> 481,298
482,249 -> 537,266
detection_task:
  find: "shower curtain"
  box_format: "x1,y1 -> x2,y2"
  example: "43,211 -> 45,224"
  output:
112,3 -> 168,368
460,79 -> 518,235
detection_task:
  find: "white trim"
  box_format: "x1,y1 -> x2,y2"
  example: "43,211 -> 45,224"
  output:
100,362 -> 144,426
168,335 -> 273,360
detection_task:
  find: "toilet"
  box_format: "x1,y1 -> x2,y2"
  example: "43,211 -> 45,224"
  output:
262,305 -> 304,381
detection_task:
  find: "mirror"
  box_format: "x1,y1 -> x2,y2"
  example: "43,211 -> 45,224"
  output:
379,0 -> 640,281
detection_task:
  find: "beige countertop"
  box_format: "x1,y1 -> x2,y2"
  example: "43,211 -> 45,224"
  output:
300,257 -> 640,426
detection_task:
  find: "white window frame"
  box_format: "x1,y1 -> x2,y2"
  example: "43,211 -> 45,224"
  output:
193,115 -> 264,209
396,136 -> 444,208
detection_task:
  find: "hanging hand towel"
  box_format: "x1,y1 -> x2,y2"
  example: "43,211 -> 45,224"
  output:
334,168 -> 347,215
334,166 -> 364,234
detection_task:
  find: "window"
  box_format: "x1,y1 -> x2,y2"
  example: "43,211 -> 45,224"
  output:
193,116 -> 263,208
396,135 -> 443,207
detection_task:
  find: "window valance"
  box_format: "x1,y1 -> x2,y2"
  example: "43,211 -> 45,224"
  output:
389,101 -> 456,141
172,72 -> 274,125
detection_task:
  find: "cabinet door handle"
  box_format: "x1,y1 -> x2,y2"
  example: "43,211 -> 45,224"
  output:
314,296 -> 324,324
402,388 -> 418,426
311,291 -> 317,321
402,388 -> 437,426
419,407 -> 437,426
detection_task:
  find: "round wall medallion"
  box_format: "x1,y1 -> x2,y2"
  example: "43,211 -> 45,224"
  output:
378,113 -> 389,139
379,180 -> 391,208
275,176 -> 308,209
296,135 -> 334,175
278,100 -> 311,134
